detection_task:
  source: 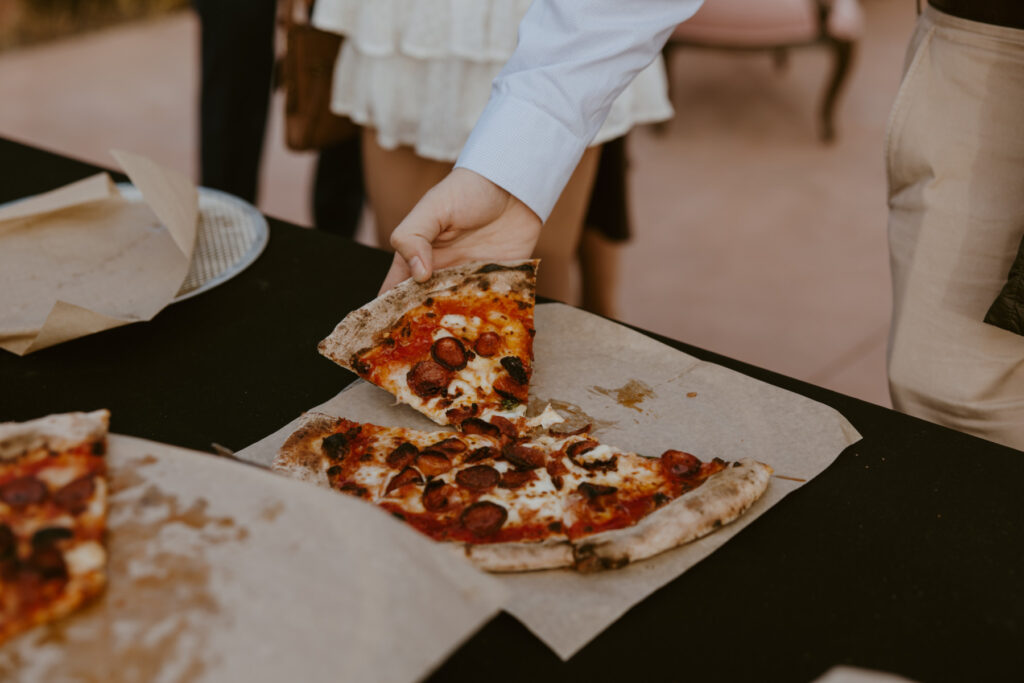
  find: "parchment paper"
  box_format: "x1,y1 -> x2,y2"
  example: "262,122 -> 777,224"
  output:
237,303 -> 861,659
0,434 -> 506,683
0,150 -> 198,355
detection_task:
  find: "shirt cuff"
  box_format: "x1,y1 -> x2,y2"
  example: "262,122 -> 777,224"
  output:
455,93 -> 588,223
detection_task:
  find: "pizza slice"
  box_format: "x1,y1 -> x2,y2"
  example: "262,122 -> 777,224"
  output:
317,260 -> 539,427
525,427 -> 767,571
0,410 -> 110,644
273,412 -> 772,572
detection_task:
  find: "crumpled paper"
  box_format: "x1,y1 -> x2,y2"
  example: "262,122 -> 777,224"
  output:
0,150 -> 197,355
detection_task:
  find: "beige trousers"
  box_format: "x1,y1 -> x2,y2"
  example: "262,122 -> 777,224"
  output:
886,6 -> 1024,450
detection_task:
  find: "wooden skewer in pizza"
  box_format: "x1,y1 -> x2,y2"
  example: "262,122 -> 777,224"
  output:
277,260 -> 772,572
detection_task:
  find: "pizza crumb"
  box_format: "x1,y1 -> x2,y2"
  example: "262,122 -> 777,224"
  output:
686,392 -> 697,398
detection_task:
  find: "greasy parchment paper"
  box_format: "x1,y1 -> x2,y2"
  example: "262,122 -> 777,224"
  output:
0,150 -> 198,355
0,434 -> 506,683
237,303 -> 861,659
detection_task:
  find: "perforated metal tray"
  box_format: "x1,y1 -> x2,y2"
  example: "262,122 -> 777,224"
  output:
115,183 -> 269,302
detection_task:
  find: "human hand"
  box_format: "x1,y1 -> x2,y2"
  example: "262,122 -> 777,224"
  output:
378,168 -> 542,293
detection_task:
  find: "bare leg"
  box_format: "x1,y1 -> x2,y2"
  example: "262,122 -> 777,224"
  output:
578,230 -> 620,318
534,146 -> 602,304
361,128 -> 452,246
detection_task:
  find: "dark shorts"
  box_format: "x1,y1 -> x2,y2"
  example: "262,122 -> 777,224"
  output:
584,136 -> 631,243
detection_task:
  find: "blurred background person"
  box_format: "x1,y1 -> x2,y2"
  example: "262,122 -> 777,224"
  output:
193,0 -> 364,236
311,0 -> 673,316
885,0 -> 1024,450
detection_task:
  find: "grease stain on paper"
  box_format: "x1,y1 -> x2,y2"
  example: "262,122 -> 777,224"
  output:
589,379 -> 656,412
0,453 -> 249,682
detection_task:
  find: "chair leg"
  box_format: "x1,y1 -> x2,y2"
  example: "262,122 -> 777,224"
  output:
820,38 -> 855,143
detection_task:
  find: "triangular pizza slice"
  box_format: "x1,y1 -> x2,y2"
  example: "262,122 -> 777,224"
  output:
273,412 -> 772,572
318,260 -> 539,427
0,411 -> 110,643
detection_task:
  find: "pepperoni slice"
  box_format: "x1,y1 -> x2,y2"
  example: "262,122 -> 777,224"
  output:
422,480 -> 455,511
0,524 -> 14,558
474,332 -> 501,357
499,469 -> 535,489
504,444 -> 545,470
488,416 -> 519,440
322,426 -> 360,461
461,501 -> 507,537
566,439 -> 598,458
661,450 -> 701,478
386,442 -> 418,469
339,482 -> 369,498
53,476 -> 95,514
464,446 -> 499,463
445,403 -> 480,425
578,482 -> 618,500
32,527 -> 74,548
415,451 -> 452,477
0,476 -> 48,507
428,438 -> 468,456
385,467 -> 424,495
460,418 -> 501,439
407,361 -> 452,398
431,337 -> 468,370
455,465 -> 500,491
500,356 -> 530,385
546,457 -> 569,477
494,375 -> 528,403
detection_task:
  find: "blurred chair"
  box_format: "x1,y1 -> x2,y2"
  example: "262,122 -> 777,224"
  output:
663,0 -> 865,142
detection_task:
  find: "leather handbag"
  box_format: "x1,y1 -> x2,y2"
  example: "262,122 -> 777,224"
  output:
281,0 -> 357,151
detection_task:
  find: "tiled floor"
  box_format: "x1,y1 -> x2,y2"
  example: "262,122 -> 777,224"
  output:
0,1 -> 918,408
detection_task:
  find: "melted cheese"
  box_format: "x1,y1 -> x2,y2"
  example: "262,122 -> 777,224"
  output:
64,541 -> 106,575
526,404 -> 564,430
34,464 -> 83,489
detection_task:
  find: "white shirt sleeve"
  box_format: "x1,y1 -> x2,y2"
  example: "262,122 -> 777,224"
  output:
455,0 -> 704,221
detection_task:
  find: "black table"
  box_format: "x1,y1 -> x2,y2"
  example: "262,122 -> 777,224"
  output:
2,137 -> 1021,683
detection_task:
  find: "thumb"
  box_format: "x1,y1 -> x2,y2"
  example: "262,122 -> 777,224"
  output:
389,197 -> 444,283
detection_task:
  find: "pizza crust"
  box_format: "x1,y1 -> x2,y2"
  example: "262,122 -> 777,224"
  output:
273,413 -> 336,488
0,410 -> 109,462
317,259 -> 538,371
569,460 -> 773,572
459,538 -> 574,573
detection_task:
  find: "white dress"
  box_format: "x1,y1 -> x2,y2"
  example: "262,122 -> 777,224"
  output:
312,0 -> 674,162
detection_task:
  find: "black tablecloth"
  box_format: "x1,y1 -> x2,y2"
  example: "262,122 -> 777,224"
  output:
1,137 -> 1021,683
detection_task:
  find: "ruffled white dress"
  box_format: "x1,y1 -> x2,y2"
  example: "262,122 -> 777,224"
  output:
312,0 -> 674,162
